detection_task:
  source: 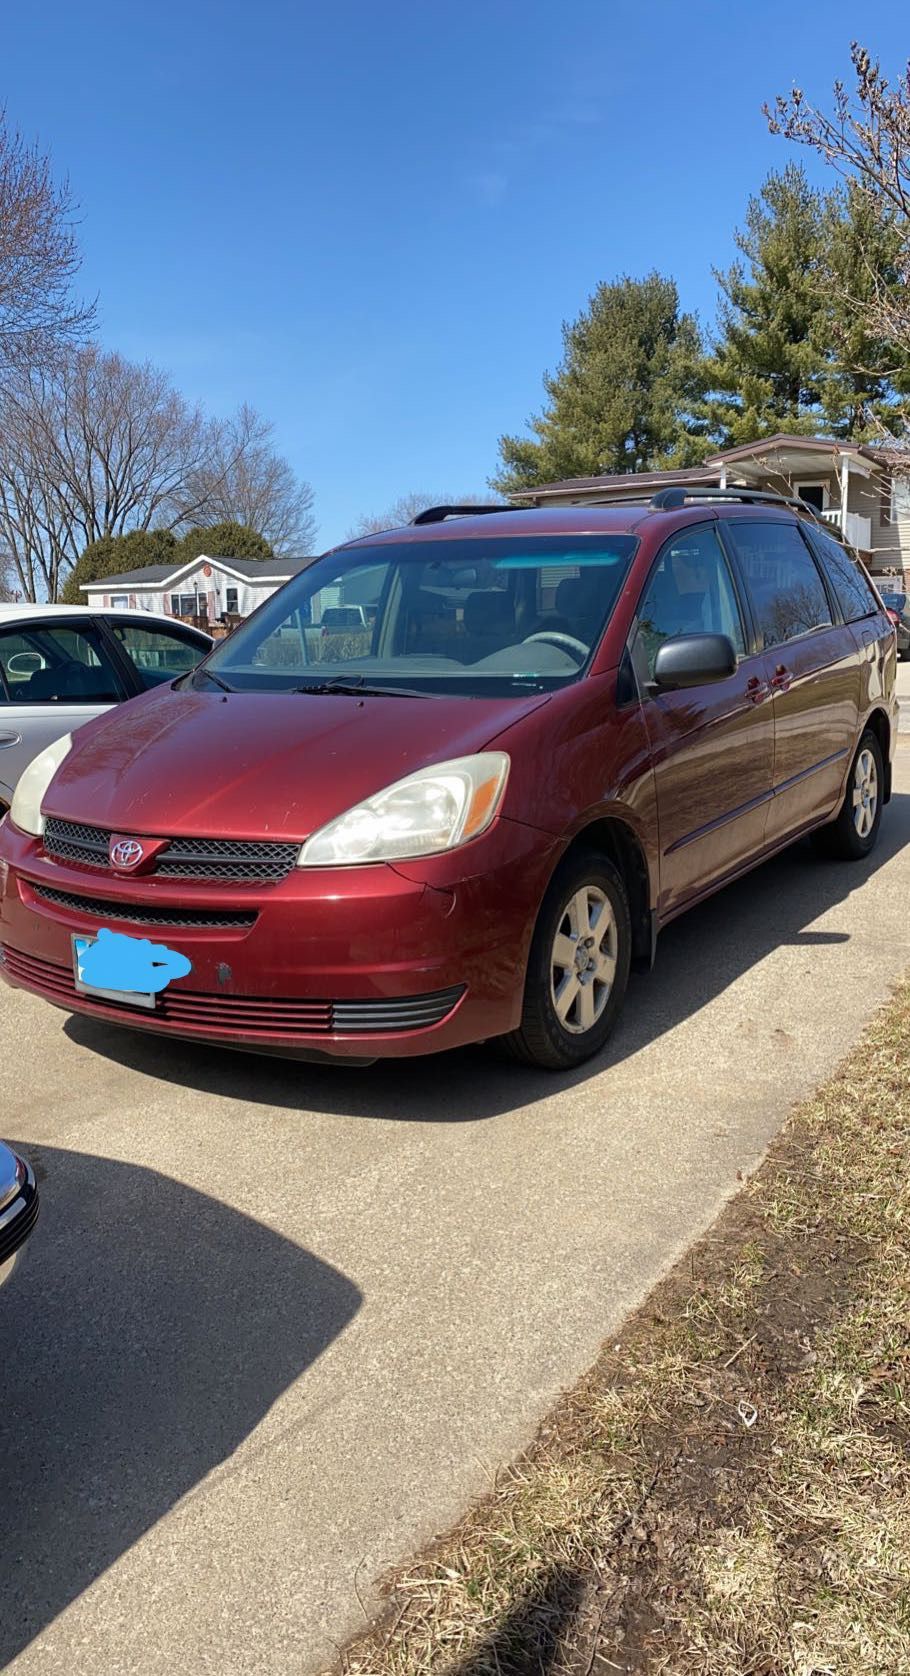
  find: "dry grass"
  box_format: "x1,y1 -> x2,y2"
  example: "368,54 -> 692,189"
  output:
327,979 -> 910,1676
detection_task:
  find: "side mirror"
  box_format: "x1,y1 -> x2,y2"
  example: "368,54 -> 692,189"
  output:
652,633 -> 737,692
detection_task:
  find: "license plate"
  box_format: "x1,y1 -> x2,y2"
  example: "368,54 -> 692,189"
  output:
73,932 -> 159,1009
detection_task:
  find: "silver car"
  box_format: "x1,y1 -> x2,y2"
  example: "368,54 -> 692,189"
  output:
0,606 -> 212,817
0,1141 -> 38,1289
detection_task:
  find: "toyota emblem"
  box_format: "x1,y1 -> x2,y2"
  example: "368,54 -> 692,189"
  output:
110,837 -> 145,871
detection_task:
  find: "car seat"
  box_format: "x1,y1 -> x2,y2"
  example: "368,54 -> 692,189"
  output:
554,574 -> 610,646
461,591 -> 517,662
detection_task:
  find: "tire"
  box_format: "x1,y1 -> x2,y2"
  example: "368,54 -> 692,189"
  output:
812,729 -> 884,861
502,850 -> 632,1070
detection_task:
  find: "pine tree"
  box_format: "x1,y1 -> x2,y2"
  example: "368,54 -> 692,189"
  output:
813,184 -> 910,437
179,522 -> 272,560
708,164 -> 828,445
491,273 -> 710,494
60,530 -> 179,605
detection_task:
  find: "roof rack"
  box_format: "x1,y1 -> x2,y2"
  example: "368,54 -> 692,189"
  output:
411,503 -> 509,525
649,484 -> 824,523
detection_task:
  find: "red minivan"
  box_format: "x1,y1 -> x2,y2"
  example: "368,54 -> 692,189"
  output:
0,490 -> 898,1069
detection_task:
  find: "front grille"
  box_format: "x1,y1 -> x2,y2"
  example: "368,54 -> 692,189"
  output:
1,946 -> 465,1039
30,884 -> 256,931
43,819 -> 108,868
43,819 -> 299,882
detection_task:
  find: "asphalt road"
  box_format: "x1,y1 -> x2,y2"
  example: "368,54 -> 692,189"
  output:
3,753 -> 910,1675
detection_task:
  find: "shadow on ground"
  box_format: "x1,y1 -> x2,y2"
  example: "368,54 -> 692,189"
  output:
445,1565 -> 588,1675
63,793 -> 910,1124
0,1142 -> 360,1667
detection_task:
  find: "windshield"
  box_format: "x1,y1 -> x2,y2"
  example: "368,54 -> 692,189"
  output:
196,534 -> 638,697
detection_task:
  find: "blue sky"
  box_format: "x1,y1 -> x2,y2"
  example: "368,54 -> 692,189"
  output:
4,1 -> 907,548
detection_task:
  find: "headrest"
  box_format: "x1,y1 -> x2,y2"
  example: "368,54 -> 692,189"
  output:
25,662 -> 105,702
555,574 -> 602,619
463,591 -> 514,635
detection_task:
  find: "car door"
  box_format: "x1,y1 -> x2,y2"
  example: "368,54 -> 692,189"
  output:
0,619 -> 127,807
629,521 -> 775,917
99,617 -> 212,691
724,518 -> 860,845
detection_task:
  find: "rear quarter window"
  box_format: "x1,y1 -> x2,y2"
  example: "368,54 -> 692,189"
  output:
809,529 -> 879,623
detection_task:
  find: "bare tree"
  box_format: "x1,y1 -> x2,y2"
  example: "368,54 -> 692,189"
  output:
6,348 -> 219,549
0,109 -> 94,373
0,389 -> 76,600
0,548 -> 16,601
0,347 -> 318,597
766,45 -> 910,360
347,491 -> 490,539
179,403 -> 316,553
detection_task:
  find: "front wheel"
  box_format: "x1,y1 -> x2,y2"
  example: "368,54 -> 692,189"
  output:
502,851 -> 632,1070
812,729 -> 884,860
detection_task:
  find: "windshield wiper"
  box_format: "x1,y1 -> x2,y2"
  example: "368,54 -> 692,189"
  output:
197,667 -> 236,693
293,678 -> 432,698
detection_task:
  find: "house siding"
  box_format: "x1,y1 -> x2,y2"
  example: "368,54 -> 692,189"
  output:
83,559 -> 293,620
867,485 -> 910,584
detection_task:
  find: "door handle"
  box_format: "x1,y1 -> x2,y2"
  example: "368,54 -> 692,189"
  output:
0,732 -> 21,749
745,676 -> 769,704
770,665 -> 793,693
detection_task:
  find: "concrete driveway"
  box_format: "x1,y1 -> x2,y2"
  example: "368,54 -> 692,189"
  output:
3,753 -> 910,1675
896,652 -> 910,728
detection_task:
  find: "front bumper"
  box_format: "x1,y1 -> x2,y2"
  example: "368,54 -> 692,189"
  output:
0,817 -> 560,1060
0,1156 -> 39,1290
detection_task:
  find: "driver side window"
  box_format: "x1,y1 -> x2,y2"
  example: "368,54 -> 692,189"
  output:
632,526 -> 746,684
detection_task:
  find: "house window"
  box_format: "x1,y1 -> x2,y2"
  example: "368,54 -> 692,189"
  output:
225,587 -> 239,614
171,593 -> 199,616
888,475 -> 910,524
109,594 -> 130,608
794,482 -> 827,513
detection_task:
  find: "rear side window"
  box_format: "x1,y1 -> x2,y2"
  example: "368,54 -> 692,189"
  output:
726,521 -> 832,649
109,620 -> 208,689
809,529 -> 879,622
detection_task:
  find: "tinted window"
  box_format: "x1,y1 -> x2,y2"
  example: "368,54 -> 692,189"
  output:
809,529 -> 879,622
110,620 -> 208,689
0,623 -> 124,705
726,521 -> 832,649
632,525 -> 746,683
198,534 -> 639,697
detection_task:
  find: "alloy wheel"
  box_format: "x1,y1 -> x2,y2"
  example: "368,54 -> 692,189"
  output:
852,747 -> 878,839
550,884 -> 618,1035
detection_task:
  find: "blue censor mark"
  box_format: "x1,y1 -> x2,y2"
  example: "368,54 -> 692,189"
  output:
78,928 -> 192,996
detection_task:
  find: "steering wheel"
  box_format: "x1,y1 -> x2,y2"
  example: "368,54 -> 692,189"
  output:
522,630 -> 589,664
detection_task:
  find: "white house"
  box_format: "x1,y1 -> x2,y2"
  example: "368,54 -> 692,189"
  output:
512,434 -> 910,587
80,553 -> 315,622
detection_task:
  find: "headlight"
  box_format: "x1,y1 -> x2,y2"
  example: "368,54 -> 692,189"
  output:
10,733 -> 73,838
297,752 -> 510,867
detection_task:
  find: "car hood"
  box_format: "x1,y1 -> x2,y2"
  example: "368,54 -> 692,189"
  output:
44,684 -> 551,840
